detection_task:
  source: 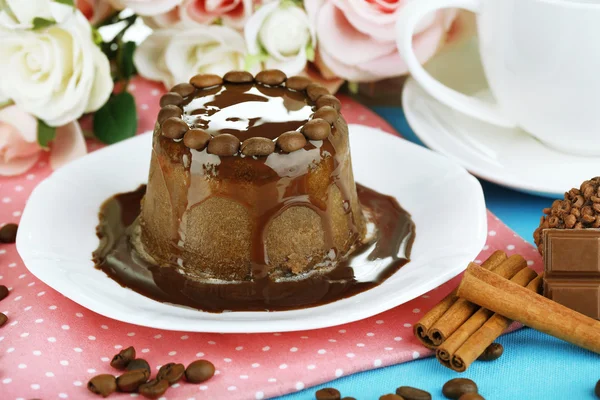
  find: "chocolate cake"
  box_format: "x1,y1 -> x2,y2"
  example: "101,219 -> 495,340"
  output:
132,70 -> 367,282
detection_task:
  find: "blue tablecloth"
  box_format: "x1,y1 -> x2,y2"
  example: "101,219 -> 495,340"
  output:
278,107 -> 600,400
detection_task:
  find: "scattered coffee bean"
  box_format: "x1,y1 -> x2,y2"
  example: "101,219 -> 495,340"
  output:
313,106 -> 338,125
116,369 -> 149,392
138,378 -> 169,399
315,388 -> 341,400
0,285 -> 9,301
170,83 -> 195,97
306,84 -> 329,102
477,343 -> 503,361
110,346 -> 136,370
241,137 -> 275,156
277,131 -> 307,153
302,118 -> 331,140
396,386 -> 431,400
207,133 -> 240,156
458,394 -> 485,400
161,117 -> 189,139
126,358 -> 151,376
159,92 -> 183,108
87,374 -> 117,398
380,395 -> 404,400
316,94 -> 342,111
286,75 -> 311,91
0,312 -> 7,327
157,105 -> 182,125
157,362 -> 185,385
183,129 -> 212,151
255,69 -> 287,86
0,223 -> 18,243
190,73 -> 223,89
442,378 -> 478,399
341,397 -> 357,400
595,379 -> 600,398
224,70 -> 254,83
185,359 -> 215,383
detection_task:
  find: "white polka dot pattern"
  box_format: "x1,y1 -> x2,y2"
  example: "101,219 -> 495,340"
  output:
0,76 -> 543,400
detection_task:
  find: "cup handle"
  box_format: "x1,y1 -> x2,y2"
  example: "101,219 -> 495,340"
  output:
396,0 -> 517,128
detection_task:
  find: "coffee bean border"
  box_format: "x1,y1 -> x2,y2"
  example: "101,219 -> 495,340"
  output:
157,70 -> 340,157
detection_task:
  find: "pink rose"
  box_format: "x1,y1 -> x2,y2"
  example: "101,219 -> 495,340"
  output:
180,0 -> 252,29
0,107 -> 87,176
76,0 -> 115,24
305,0 -> 457,82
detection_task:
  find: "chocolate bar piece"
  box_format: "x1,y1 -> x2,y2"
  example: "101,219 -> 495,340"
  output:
543,229 -> 600,320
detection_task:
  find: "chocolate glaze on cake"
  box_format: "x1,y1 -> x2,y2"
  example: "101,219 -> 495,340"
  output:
92,71 -> 416,311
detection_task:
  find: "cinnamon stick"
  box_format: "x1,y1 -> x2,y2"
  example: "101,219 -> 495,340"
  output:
457,265 -> 600,354
414,251 -> 507,349
428,254 -> 526,346
440,268 -> 539,371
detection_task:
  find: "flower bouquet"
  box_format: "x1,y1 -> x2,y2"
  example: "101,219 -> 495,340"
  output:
0,0 -> 467,176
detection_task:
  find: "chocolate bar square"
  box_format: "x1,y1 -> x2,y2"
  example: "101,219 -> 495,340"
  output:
543,229 -> 600,320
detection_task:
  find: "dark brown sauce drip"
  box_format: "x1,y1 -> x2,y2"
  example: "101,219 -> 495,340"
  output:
93,184 -> 416,312
183,84 -> 313,141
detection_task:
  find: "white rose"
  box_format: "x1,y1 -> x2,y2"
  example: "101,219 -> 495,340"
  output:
0,0 -> 74,29
0,11 -> 113,126
245,0 -> 315,76
134,25 -> 248,89
109,0 -> 183,16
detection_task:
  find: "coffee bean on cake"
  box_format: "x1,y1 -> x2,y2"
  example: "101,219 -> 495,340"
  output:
159,92 -> 183,108
302,118 -> 331,140
157,105 -> 182,125
306,84 -> 329,101
224,70 -> 254,83
190,74 -> 223,89
183,129 -> 212,150
286,76 -> 311,91
116,369 -> 149,392
313,106 -> 339,125
316,94 -> 342,111
477,343 -> 503,361
255,69 -> 287,86
185,360 -> 215,383
138,378 -> 169,399
110,346 -> 136,370
0,223 -> 18,243
0,313 -> 7,327
241,137 -> 275,156
207,133 -> 240,156
87,374 -> 117,397
156,363 -> 185,385
0,285 -> 9,301
170,83 -> 195,97
277,131 -> 306,152
125,359 -> 151,376
316,388 -> 341,400
396,386 -> 432,400
161,117 -> 189,139
442,378 -> 478,399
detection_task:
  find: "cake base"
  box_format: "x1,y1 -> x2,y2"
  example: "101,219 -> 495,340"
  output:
93,185 -> 415,312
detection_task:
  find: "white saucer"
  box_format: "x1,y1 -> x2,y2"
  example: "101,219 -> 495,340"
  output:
403,38 -> 600,198
17,125 -> 486,333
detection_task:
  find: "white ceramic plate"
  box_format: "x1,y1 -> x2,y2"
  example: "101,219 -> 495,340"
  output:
17,125 -> 486,333
403,38 -> 600,198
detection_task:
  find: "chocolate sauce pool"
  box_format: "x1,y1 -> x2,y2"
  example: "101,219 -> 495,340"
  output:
93,185 -> 415,312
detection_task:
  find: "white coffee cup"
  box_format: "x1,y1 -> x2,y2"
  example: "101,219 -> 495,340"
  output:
396,0 -> 600,156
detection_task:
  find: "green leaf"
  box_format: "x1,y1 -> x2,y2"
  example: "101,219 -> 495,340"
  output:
306,44 -> 315,63
93,92 -> 137,144
32,17 -> 56,30
54,0 -> 75,6
91,27 -> 103,46
117,41 -> 136,81
37,119 -> 56,148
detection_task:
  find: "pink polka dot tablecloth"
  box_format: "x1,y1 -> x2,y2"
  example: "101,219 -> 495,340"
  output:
0,77 -> 542,400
